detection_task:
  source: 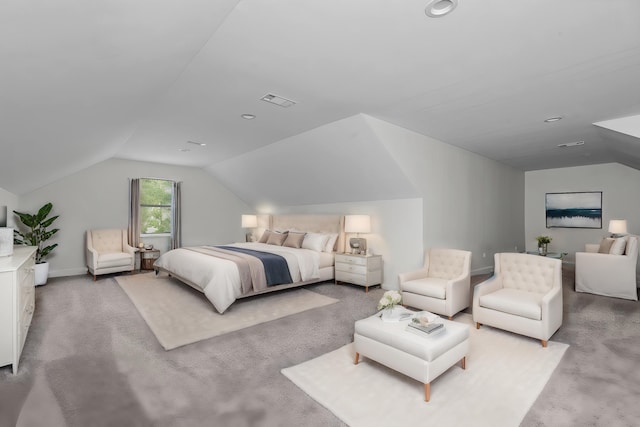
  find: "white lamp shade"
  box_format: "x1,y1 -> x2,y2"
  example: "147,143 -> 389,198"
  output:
344,215 -> 371,233
241,214 -> 258,228
608,219 -> 628,234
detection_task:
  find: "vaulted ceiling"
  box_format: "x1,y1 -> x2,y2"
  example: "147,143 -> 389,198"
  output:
2,0 -> 640,202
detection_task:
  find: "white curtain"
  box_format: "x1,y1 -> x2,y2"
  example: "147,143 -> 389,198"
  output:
128,178 -> 140,248
171,181 -> 182,249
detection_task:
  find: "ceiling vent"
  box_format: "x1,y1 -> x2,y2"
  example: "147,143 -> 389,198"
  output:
557,141 -> 584,148
260,93 -> 296,108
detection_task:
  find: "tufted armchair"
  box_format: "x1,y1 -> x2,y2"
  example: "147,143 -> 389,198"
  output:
86,229 -> 136,280
473,253 -> 562,347
575,236 -> 638,301
399,248 -> 472,319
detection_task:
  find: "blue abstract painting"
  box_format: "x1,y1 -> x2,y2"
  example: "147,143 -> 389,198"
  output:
545,192 -> 602,229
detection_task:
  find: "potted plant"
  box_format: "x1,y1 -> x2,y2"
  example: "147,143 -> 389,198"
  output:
535,235 -> 552,256
13,202 -> 59,285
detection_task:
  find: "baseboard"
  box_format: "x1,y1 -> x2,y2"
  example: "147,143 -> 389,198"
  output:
471,266 -> 493,276
49,267 -> 88,278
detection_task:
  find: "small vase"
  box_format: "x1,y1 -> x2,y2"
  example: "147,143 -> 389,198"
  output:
538,244 -> 548,256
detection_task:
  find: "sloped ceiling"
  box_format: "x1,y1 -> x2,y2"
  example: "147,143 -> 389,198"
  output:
2,0 -> 640,201
206,114 -> 419,207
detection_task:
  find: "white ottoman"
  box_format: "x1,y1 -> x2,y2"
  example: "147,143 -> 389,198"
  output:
354,311 -> 469,402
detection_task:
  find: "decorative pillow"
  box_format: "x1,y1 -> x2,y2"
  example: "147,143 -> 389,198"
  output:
266,231 -> 288,246
258,230 -> 271,243
283,232 -> 306,249
609,236 -> 627,255
598,237 -> 615,254
302,232 -> 330,252
323,233 -> 339,253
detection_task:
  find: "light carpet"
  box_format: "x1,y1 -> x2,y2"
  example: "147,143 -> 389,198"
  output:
282,314 -> 568,427
116,273 -> 339,350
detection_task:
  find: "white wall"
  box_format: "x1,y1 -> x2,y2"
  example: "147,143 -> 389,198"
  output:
365,116 -> 525,274
525,162 -> 640,263
270,119 -> 526,289
271,198 -> 423,290
18,158 -> 251,277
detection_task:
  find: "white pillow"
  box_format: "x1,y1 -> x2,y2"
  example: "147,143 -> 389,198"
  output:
609,236 -> 627,255
302,232 -> 330,252
323,233 -> 339,253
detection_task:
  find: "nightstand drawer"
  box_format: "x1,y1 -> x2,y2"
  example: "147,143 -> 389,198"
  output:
335,270 -> 368,286
335,254 -> 367,266
335,263 -> 367,275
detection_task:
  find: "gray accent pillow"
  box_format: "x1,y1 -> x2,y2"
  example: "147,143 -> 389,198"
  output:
258,230 -> 271,243
283,232 -> 306,248
267,231 -> 288,246
598,237 -> 614,253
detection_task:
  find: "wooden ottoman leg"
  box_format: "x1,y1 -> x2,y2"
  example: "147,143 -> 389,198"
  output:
541,340 -> 548,348
461,356 -> 466,369
424,383 -> 430,402
354,352 -> 360,365
476,322 -> 481,329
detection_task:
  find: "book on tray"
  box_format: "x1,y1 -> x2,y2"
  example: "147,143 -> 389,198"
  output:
407,321 -> 444,335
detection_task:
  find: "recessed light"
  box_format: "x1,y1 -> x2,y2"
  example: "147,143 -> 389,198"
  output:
425,0 -> 458,18
544,116 -> 563,123
179,148 -> 191,152
241,114 -> 256,120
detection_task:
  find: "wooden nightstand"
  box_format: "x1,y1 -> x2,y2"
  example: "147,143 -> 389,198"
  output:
335,253 -> 382,292
140,249 -> 160,271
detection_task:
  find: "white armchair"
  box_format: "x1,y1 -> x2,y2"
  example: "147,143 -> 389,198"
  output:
575,236 -> 638,301
399,248 -> 472,319
473,253 -> 562,347
86,229 -> 136,280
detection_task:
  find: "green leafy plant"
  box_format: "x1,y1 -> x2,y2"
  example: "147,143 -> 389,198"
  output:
536,235 -> 552,247
13,202 -> 60,264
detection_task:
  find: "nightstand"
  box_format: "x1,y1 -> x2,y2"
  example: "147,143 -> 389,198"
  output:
140,249 -> 160,271
335,253 -> 382,292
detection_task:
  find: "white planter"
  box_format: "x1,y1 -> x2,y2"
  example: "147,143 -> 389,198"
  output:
35,262 -> 49,286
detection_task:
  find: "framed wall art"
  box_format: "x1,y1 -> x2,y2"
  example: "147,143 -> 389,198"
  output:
545,191 -> 602,229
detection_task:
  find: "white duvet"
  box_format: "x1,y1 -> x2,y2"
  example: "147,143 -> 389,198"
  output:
153,243 -> 321,314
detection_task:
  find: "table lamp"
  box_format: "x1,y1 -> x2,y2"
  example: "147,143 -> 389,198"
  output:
608,219 -> 627,238
345,215 -> 371,255
242,214 -> 258,242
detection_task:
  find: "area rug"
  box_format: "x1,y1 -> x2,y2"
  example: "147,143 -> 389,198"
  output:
282,314 -> 568,427
116,273 -> 339,350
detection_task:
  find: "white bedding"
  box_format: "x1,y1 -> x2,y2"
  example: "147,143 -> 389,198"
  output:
153,243 -> 322,314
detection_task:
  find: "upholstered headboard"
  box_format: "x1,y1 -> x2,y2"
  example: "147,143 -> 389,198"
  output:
259,214 -> 345,253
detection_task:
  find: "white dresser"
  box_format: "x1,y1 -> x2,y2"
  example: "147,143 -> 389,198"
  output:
0,246 -> 37,374
335,253 -> 383,292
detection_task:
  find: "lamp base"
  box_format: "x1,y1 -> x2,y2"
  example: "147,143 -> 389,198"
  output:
349,237 -> 367,255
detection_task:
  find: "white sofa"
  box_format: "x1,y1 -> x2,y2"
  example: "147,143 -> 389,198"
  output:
473,252 -> 563,347
575,236 -> 638,301
86,229 -> 136,280
399,248 -> 472,319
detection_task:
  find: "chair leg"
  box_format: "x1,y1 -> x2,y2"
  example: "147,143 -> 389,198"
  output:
476,322 -> 481,329
354,352 -> 360,365
541,340 -> 547,348
93,274 -> 97,281
461,356 -> 466,370
448,315 -> 453,320
424,383 -> 430,402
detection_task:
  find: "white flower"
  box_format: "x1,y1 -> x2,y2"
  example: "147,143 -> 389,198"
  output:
377,290 -> 402,310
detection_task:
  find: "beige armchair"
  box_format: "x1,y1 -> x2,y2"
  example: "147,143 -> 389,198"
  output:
86,229 -> 136,280
575,236 -> 638,301
473,253 -> 562,347
399,248 -> 472,319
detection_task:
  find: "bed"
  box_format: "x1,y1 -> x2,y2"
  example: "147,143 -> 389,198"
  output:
153,215 -> 345,313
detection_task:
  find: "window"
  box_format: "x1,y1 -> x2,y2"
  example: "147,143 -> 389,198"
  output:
140,178 -> 173,234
